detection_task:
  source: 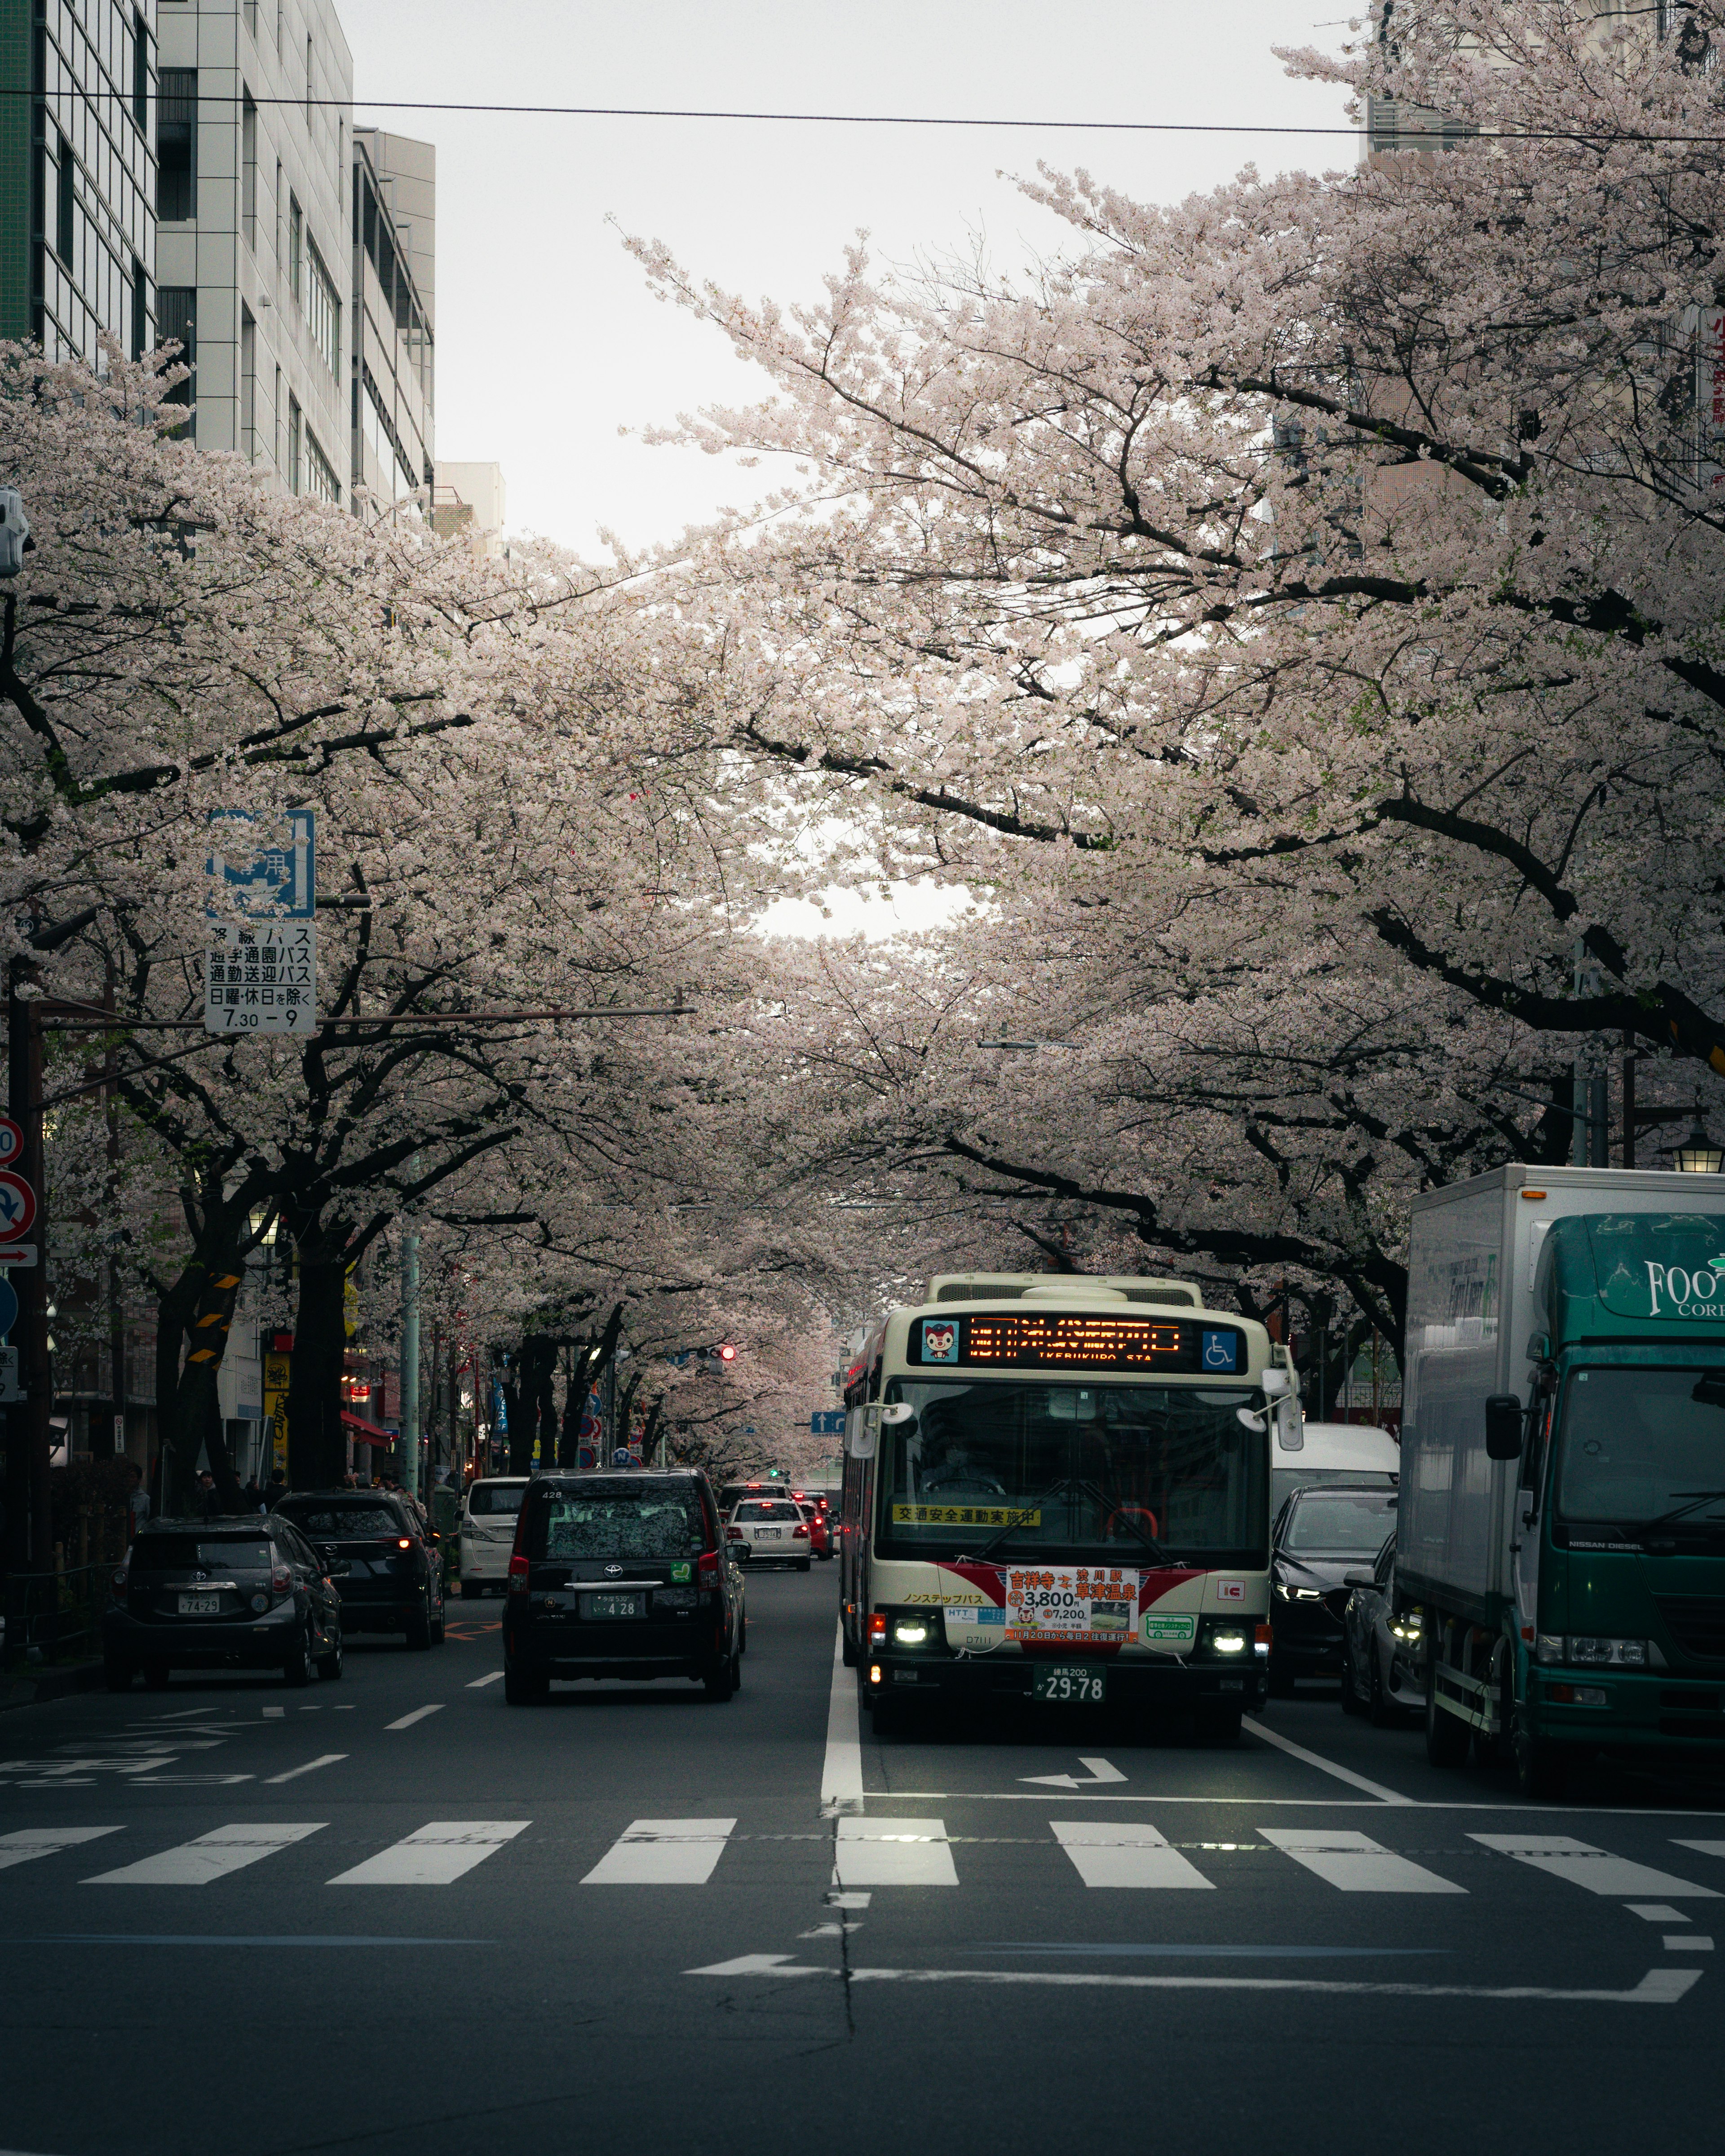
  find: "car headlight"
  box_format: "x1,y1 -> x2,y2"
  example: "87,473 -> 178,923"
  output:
1389,1611 -> 1423,1644
1274,1582 -> 1290,1601
1292,1587 -> 1322,1602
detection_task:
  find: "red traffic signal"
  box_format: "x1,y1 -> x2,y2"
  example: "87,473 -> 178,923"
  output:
717,1343 -> 737,1363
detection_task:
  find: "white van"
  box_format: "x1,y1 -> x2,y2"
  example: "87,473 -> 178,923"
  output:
460,1476 -> 529,1595
1272,1419 -> 1398,1517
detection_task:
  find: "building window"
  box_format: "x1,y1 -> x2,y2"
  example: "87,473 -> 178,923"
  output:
55,133 -> 75,265
130,255 -> 148,363
274,158 -> 283,270
241,306 -> 256,459
157,69 -> 196,221
287,392 -> 301,492
304,235 -> 339,380
158,286 -> 195,435
276,0 -> 283,56
304,426 -> 340,505
242,92 -> 257,251
305,34 -> 314,126
244,0 -> 257,39
288,192 -> 302,302
133,9 -> 150,132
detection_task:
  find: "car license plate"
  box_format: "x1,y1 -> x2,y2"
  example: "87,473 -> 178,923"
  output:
177,1592 -> 221,1616
584,1592 -> 644,1620
1032,1664 -> 1106,1704
756,1528 -> 782,1539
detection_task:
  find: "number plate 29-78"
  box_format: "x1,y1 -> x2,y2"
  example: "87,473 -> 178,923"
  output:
1032,1664 -> 1106,1704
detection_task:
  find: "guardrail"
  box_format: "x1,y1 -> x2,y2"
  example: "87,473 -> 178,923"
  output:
1,1561 -> 108,1671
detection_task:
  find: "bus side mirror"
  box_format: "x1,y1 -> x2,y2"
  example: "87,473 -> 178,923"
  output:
848,1406 -> 880,1460
1485,1395 -> 1524,1461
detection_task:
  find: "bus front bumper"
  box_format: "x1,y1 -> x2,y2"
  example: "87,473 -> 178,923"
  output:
863,1651 -> 1268,1714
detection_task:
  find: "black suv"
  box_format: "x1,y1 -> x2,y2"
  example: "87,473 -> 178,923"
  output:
1269,1481 -> 1399,1695
274,1490 -> 447,1648
104,1516 -> 343,1690
502,1471 -> 745,1704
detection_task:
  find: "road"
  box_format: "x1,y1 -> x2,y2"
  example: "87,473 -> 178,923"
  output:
1,1564 -> 1722,2156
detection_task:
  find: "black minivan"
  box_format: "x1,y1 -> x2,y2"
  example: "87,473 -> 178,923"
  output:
501,1471 -> 745,1704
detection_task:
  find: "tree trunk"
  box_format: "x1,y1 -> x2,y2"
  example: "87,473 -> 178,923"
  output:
288,1247 -> 349,1489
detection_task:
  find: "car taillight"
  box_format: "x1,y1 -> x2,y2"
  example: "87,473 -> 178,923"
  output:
868,1611 -> 887,1644
697,1550 -> 720,1588
396,1537 -> 413,1551
508,1553 -> 530,1596
271,1564 -> 292,1595
793,1524 -> 809,1538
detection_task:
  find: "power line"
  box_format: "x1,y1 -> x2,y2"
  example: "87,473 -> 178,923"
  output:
13,84 -> 1725,144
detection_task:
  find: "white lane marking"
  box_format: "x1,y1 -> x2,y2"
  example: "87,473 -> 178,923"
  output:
1259,1827 -> 1467,1895
1665,1936 -> 1713,1951
262,1707 -> 284,1720
1627,1904 -> 1688,1922
820,1621 -> 862,1816
465,1672 -> 504,1689
85,1823 -> 325,1886
833,1817 -> 958,1888
866,1791 -> 1725,1814
1674,1839 -> 1725,1861
1240,1719 -> 1415,1805
1052,1820 -> 1213,1890
327,1820 -> 528,1886
684,1956 -> 1703,2004
0,1828 -> 124,1871
1470,1834 -> 1721,1899
826,1891 -> 871,1909
1022,1758 -> 1128,1790
581,1819 -> 738,1886
385,1705 -> 444,1731
263,1754 -> 347,1785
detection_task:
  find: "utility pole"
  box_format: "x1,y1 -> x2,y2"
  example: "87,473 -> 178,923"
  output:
399,1226 -> 420,1504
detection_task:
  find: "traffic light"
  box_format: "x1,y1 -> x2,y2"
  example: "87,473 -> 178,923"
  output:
717,1343 -> 737,1363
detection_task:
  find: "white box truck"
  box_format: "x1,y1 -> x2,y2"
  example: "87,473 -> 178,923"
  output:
1402,1164 -> 1725,1797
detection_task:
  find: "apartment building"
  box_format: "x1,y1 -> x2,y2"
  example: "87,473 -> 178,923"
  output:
0,0 -> 157,360
431,459 -> 506,556
351,125 -> 432,512
154,0 -> 349,499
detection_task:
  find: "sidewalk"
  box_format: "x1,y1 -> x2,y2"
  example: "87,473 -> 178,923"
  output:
0,1659 -> 104,1713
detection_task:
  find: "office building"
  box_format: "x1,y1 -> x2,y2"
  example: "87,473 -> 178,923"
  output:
351,125 -> 432,512
431,459 -> 505,555
0,0 -> 157,361
154,0 -> 349,499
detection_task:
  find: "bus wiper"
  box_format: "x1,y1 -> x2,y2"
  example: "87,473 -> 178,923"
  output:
1076,1481 -> 1174,1567
1647,1489 -> 1725,1529
958,1476 -> 1077,1566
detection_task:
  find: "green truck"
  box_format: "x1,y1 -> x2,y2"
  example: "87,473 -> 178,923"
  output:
1402,1166 -> 1725,1797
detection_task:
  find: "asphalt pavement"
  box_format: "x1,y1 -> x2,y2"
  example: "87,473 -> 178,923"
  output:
2,1564 -> 1723,2156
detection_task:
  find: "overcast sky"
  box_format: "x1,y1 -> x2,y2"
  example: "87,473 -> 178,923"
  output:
342,1 -> 1355,558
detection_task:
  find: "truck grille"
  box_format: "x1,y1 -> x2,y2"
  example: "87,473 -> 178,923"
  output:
1654,1595 -> 1725,1663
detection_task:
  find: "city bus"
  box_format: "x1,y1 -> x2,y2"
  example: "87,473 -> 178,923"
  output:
837,1274 -> 1286,1739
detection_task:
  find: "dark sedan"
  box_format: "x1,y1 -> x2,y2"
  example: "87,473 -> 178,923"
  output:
104,1516 -> 343,1689
503,1470 -> 744,1703
1268,1483 -> 1398,1696
274,1491 -> 447,1648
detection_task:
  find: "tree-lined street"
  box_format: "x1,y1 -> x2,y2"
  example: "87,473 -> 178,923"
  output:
1,1570 -> 1721,2155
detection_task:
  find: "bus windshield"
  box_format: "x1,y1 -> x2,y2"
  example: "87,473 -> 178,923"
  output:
880,1378 -> 1265,1561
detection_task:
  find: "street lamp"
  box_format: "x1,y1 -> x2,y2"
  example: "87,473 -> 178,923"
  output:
1674,1104 -> 1725,1174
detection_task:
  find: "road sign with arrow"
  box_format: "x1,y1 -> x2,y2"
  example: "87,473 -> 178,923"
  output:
0,1169 -> 36,1240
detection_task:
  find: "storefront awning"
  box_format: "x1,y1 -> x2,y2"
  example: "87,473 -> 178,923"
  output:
341,1409 -> 398,1448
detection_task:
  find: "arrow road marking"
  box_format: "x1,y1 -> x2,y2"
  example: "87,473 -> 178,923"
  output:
1021,1758 -> 1127,1790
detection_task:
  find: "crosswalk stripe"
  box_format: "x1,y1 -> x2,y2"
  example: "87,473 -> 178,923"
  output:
1259,1828 -> 1466,1895
1051,1820 -> 1214,1890
327,1821 -> 528,1886
1673,1839 -> 1725,1863
84,1823 -> 325,1885
0,1827 -> 124,1872
1470,1833 -> 1721,1900
834,1817 -> 957,1887
582,1820 -> 738,1886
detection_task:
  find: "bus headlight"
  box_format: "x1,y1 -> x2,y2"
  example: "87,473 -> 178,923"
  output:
1211,1632 -> 1247,1655
891,1620 -> 930,1646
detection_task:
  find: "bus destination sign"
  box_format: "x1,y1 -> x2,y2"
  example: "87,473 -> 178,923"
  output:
910,1312 -> 1245,1375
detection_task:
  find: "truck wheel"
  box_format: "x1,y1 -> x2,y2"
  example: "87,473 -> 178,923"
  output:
1424,1666 -> 1471,1767
1514,1715 -> 1570,1800
841,1628 -> 858,1669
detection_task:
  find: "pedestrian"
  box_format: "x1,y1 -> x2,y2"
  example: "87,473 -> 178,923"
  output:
123,1461 -> 150,1541
242,1476 -> 264,1513
195,1469 -> 220,1520
263,1467 -> 288,1511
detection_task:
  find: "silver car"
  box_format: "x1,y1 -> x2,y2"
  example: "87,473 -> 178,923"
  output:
1339,1532 -> 1424,1723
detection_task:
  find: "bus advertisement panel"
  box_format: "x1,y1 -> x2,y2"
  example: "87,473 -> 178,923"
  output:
840,1281 -> 1283,1738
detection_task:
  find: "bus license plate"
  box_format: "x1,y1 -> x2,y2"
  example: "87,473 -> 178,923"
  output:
1033,1665 -> 1106,1704
584,1592 -> 644,1620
